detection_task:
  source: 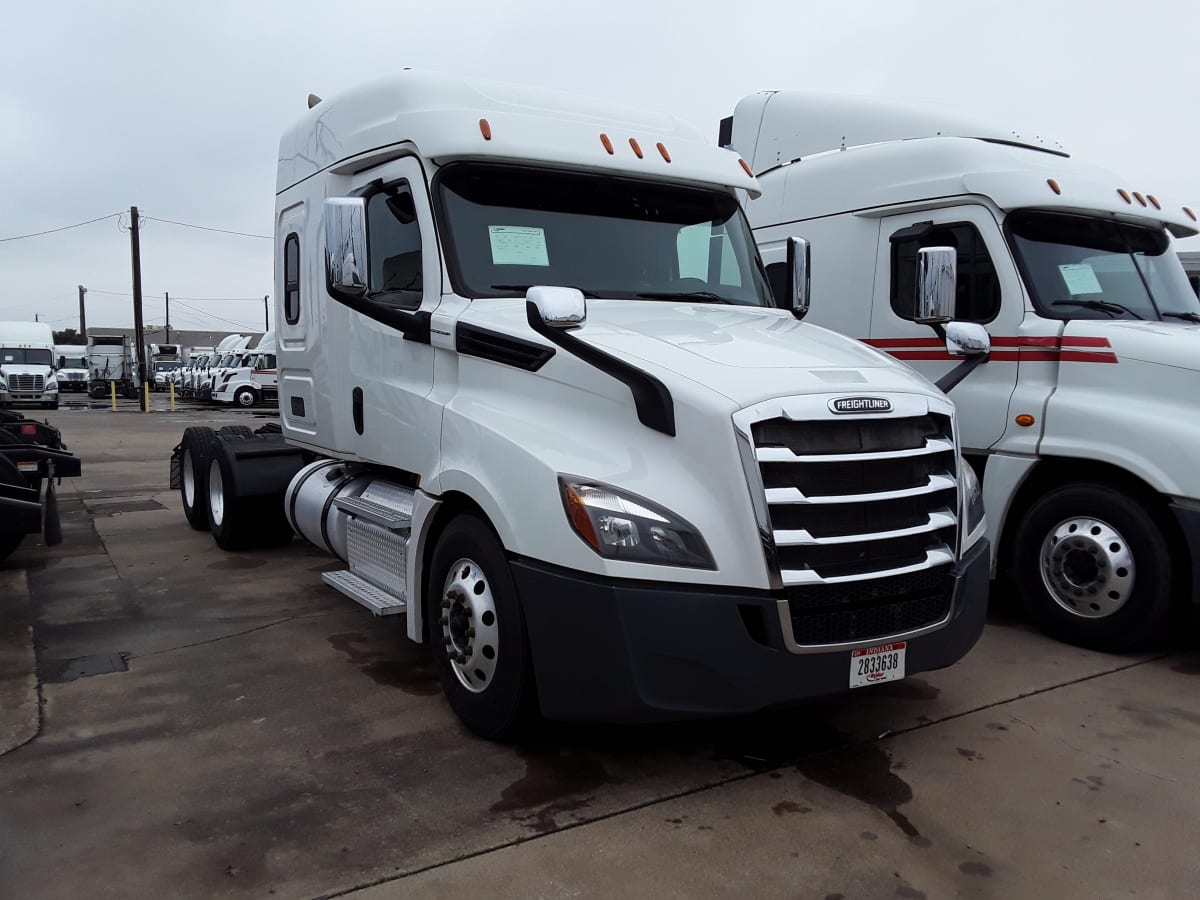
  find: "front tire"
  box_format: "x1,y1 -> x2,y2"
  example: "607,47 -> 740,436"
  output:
427,515 -> 536,740
1014,482 -> 1175,652
234,387 -> 257,408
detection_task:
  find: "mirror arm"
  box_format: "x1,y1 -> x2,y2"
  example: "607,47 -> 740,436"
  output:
935,352 -> 989,394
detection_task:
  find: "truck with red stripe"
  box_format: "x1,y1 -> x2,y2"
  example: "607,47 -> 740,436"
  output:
724,91 -> 1200,651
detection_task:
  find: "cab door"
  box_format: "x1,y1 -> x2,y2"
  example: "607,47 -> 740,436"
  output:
870,205 -> 1024,451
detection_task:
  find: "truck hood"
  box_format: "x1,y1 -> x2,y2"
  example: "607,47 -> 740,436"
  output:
1065,319 -> 1200,372
473,298 -> 941,407
0,364 -> 52,378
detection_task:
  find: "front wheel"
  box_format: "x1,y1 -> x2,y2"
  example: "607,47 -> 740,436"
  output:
1014,482 -> 1176,652
234,387 -> 257,408
427,515 -> 536,740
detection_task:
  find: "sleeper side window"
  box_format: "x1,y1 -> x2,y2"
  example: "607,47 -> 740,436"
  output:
366,182 -> 423,311
284,234 -> 301,325
891,222 -> 1000,323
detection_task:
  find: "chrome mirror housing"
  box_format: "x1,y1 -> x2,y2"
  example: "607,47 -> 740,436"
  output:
527,286 -> 586,329
787,236 -> 811,320
914,246 -> 957,324
945,321 -> 991,357
324,197 -> 368,299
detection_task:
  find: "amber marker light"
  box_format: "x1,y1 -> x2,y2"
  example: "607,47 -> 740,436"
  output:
600,133 -> 614,154
561,483 -> 599,551
1133,192 -> 1147,207
1147,195 -> 1161,210
738,158 -> 753,177
1117,189 -> 1132,203
1047,178 -> 1061,195
1185,207 -> 1197,222
1015,414 -> 1035,427
629,138 -> 644,159
478,118 -> 492,140
657,142 -> 671,162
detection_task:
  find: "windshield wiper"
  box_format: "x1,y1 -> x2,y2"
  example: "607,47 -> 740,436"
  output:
630,290 -> 734,304
490,284 -> 602,298
1052,299 -> 1142,319
1163,311 -> 1200,323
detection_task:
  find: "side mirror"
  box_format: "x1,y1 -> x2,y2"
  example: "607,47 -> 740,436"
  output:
914,246 -> 957,324
527,286 -> 586,329
786,236 -> 811,320
57,356 -> 65,369
945,321 -> 990,357
325,197 -> 369,299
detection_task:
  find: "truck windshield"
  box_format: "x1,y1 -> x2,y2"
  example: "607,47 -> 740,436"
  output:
1009,211 -> 1200,321
437,162 -> 773,306
155,362 -> 180,371
62,357 -> 87,368
0,348 -> 53,365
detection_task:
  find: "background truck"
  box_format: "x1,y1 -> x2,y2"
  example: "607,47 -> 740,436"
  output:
147,343 -> 182,392
0,408 -> 81,561
171,72 -> 989,739
0,321 -> 59,410
87,333 -> 138,400
725,90 -> 1200,651
54,344 -> 89,393
212,332 -> 277,407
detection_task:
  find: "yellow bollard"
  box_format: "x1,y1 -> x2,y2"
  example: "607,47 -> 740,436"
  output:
110,380 -> 117,411
144,381 -> 150,413
169,381 -> 176,411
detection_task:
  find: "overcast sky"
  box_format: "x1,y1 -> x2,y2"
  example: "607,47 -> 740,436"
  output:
2,0 -> 1196,334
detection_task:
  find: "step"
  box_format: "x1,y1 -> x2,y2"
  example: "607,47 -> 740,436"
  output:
333,496 -> 411,531
322,570 -> 407,616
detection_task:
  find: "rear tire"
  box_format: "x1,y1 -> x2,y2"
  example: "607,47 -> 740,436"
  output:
1014,482 -> 1175,652
427,514 -> 536,740
206,441 -> 295,551
179,426 -> 220,530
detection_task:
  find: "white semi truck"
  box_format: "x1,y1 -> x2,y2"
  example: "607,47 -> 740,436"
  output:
725,91 -> 1200,651
87,333 -> 138,399
0,321 -> 59,410
171,72 -> 989,738
212,332 -> 277,407
54,345 -> 89,393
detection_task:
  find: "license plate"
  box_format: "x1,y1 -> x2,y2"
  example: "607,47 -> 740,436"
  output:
849,641 -> 906,688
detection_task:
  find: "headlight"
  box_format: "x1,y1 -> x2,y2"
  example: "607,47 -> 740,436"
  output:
45,380 -> 58,392
559,477 -> 715,569
960,458 -> 985,547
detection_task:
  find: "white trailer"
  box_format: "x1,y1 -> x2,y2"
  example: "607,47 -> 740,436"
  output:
0,321 -> 59,409
728,90 -> 1200,650
87,333 -> 138,399
172,72 -> 989,738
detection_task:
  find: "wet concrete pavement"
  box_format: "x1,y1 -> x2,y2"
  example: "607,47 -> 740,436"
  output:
1,409 -> 1197,899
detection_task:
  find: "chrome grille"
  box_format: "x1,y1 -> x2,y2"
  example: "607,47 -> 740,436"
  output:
9,374 -> 44,392
744,404 -> 959,587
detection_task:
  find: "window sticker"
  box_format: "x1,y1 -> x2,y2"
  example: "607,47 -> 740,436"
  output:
1059,263 -> 1103,295
488,225 -> 550,267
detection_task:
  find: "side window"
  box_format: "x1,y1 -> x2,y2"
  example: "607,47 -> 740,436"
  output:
891,222 -> 1000,323
367,183 -> 423,310
284,233 -> 301,325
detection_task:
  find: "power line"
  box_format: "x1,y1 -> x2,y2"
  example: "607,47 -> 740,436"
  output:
141,216 -> 271,240
171,299 -> 260,331
0,212 -> 123,243
84,288 -> 265,302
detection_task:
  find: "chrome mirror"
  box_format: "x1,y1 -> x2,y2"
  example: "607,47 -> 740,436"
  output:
914,246 -> 957,324
787,236 -> 811,320
945,321 -> 991,357
324,197 -> 368,299
527,286 -> 586,329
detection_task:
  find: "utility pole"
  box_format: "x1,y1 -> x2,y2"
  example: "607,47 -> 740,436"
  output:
165,292 -> 170,344
129,206 -> 147,411
78,285 -> 87,340
263,295 -> 270,332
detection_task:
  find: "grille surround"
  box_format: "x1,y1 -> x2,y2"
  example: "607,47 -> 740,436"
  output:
9,374 -> 45,392
733,392 -> 961,652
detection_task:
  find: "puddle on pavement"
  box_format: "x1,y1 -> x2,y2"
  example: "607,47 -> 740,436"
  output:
41,653 -> 129,683
84,499 -> 166,516
326,632 -> 440,696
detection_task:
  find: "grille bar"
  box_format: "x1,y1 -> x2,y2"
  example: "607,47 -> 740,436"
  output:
774,509 -> 956,547
765,473 -> 957,505
779,548 -> 955,586
755,436 -> 954,464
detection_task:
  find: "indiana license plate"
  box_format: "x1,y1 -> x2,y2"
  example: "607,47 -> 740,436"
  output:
849,642 -> 906,688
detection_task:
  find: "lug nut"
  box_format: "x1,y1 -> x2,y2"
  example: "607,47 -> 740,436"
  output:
467,628 -> 475,639
440,616 -> 449,626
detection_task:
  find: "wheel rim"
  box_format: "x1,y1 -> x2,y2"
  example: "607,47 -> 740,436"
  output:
237,391 -> 253,407
208,458 -> 225,527
440,557 -> 499,694
182,448 -> 195,506
1039,516 -> 1134,619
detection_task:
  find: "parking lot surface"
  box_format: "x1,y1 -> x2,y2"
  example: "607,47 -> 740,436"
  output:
1,408 -> 1198,899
